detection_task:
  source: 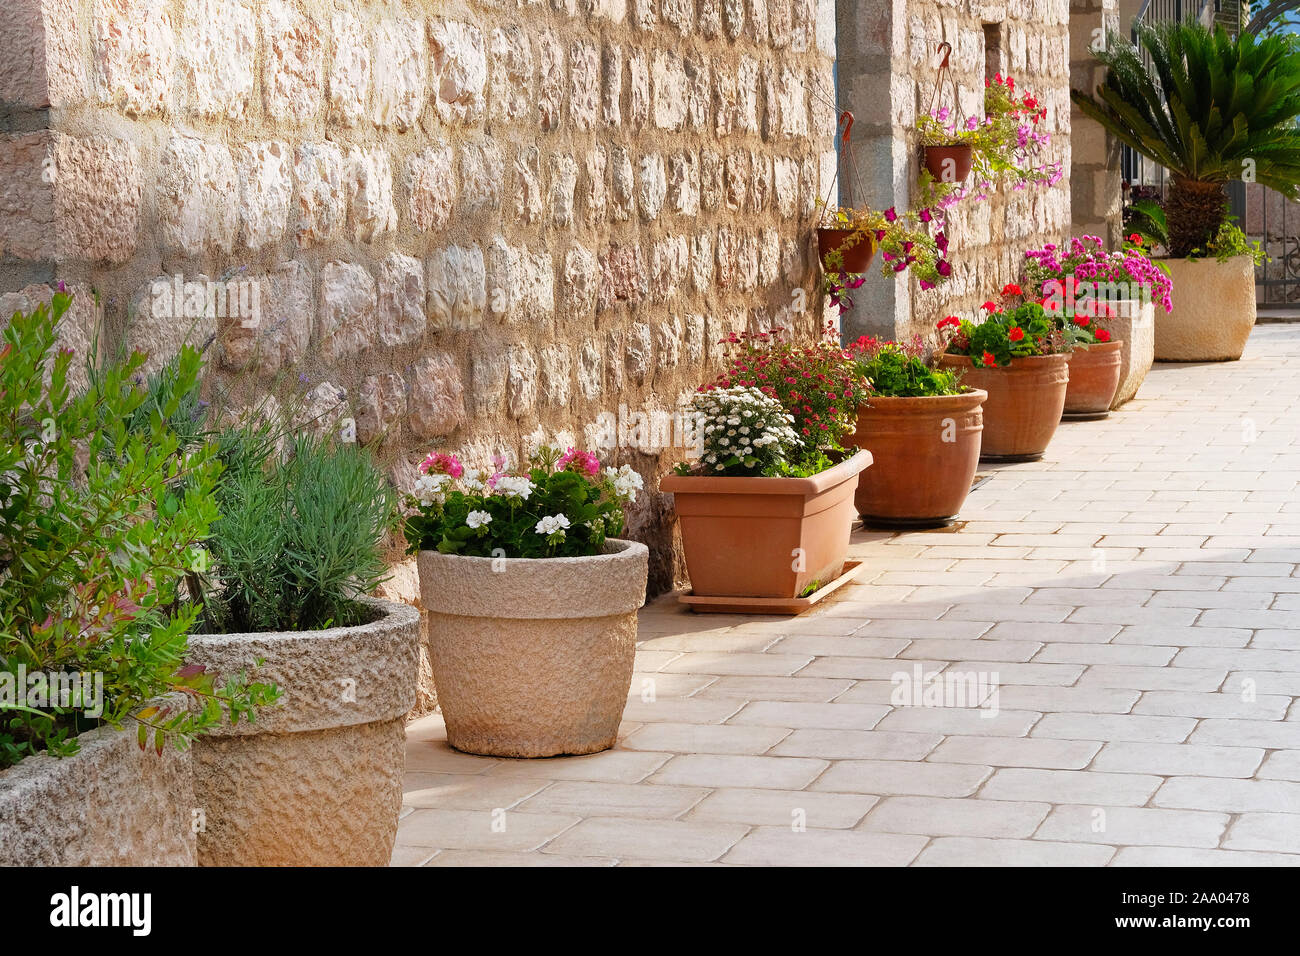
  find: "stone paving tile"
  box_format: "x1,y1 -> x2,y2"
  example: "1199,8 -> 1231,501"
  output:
1153,776 -> 1300,813
543,817 -> 750,862
771,728 -> 944,761
900,639 -> 1042,662
621,722 -> 791,755
660,651 -> 814,676
720,828 -> 928,866
619,697 -> 745,724
1257,750 -> 1300,781
1090,742 -> 1265,778
927,736 -> 1102,770
481,750 -> 673,784
811,760 -> 992,797
515,781 -> 708,819
871,707 -> 1041,737
693,675 -> 855,701
402,772 -> 551,810
913,837 -> 1116,866
1029,713 -> 1196,743
1222,813 -> 1300,854
684,788 -> 879,829
724,700 -> 891,730
1033,805 -> 1229,848
859,796 -> 1050,839
648,754 -> 829,790
1113,625 -> 1251,648
764,635 -> 910,658
977,769 -> 1163,806
1032,644 -> 1177,666
395,808 -> 581,851
1110,846 -> 1300,867
990,685 -> 1141,714
1190,718 -> 1300,749
424,849 -> 618,867
1075,664 -> 1228,691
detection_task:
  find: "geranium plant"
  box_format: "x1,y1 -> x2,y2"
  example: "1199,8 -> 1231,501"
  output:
706,323 -> 873,455
851,335 -> 965,397
819,204 -> 951,310
679,386 -> 803,477
403,447 -> 642,559
937,285 -> 1080,368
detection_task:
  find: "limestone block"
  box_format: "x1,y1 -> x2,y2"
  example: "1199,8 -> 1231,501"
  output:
220,259 -> 312,376
537,30 -> 566,130
699,0 -> 722,36
94,0 -> 175,115
774,155 -> 799,217
602,45 -> 623,126
408,352 -> 466,438
0,281 -> 101,392
471,350 -> 507,412
655,315 -> 682,375
126,274 -> 220,375
0,0 -> 86,109
551,154 -> 578,226
685,56 -> 712,130
668,152 -> 700,217
691,231 -> 714,291
429,20 -> 486,123
652,50 -> 688,131
489,26 -> 532,121
373,17 -> 426,130
605,329 -> 626,392
347,147 -> 397,243
293,142 -> 346,247
236,141 -> 292,250
513,146 -> 543,224
539,344 -> 573,408
507,345 -> 538,416
376,252 -> 425,347
486,239 -> 554,324
570,40 -> 600,130
700,149 -> 724,210
262,0 -> 323,123
563,243 -> 599,317
599,244 -> 647,308
610,147 -> 634,220
577,340 -> 603,400
47,134 -> 141,264
638,152 -> 666,221
626,322 -> 653,384
318,260 -> 376,363
651,233 -> 689,302
406,145 -> 456,232
628,50 -> 650,129
157,136 -> 238,259
182,0 -> 255,120
723,0 -> 745,38
428,244 -> 486,331
327,12 -> 370,126
356,372 -> 407,446
460,140 -> 503,212
585,145 -> 609,224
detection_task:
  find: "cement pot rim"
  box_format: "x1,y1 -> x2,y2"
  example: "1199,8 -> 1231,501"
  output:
185,596 -> 420,736
418,537 -> 649,620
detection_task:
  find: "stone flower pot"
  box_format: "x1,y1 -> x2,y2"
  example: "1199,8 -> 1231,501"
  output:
817,227 -> 877,273
1109,299 -> 1156,408
660,449 -> 872,599
848,390 -> 986,528
1063,340 -> 1123,420
0,711 -> 195,866
184,598 -> 420,867
923,144 -> 974,184
937,354 -> 1068,462
418,539 -> 648,759
1155,256 -> 1256,362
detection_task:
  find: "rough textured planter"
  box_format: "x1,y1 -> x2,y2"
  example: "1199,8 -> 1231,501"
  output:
923,144 -> 974,184
1109,299 -> 1156,408
0,711 -> 195,866
1063,340 -> 1123,419
848,390 -> 986,528
1155,256 -> 1257,361
184,598 -> 420,867
817,227 -> 877,273
418,539 -> 648,759
660,449 -> 872,599
937,354 -> 1068,462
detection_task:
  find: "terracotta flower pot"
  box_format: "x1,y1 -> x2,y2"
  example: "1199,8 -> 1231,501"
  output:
817,227 -> 877,274
848,390 -> 987,528
185,598 -> 421,866
1063,340 -> 1123,420
923,144 -> 974,184
418,539 -> 648,759
937,354 -> 1068,462
659,449 -> 872,600
1155,256 -> 1256,361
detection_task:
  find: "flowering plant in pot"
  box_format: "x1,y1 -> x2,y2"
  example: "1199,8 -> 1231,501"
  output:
660,326 -> 873,611
1022,234 -> 1172,408
936,287 -> 1078,461
818,204 -> 952,311
0,294 -> 276,866
404,447 -> 647,758
845,336 -> 987,528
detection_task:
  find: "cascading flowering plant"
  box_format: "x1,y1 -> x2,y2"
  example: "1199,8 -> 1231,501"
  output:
403,446 -> 642,558
916,74 -> 1063,209
819,204 -> 951,312
1022,235 -> 1174,315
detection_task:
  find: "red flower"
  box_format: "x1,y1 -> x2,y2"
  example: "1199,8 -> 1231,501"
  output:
1008,326 -> 1025,342
981,300 -> 999,312
1076,316 -> 1090,327
981,351 -> 998,367
1096,329 -> 1111,342
1128,233 -> 1143,245
1001,283 -> 1023,297
937,315 -> 961,329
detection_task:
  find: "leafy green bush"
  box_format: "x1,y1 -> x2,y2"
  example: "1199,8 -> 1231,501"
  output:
0,294 -> 276,769
938,295 -> 1081,368
851,337 -> 964,398
200,429 -> 398,633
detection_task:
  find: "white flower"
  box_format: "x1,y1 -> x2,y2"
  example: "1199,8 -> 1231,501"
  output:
604,464 -> 644,502
461,467 -> 486,493
466,510 -> 492,529
413,472 -> 452,507
534,514 -> 572,535
494,475 -> 535,501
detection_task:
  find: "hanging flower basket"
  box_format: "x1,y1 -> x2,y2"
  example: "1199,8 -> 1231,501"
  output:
817,226 -> 878,274
923,144 -> 974,185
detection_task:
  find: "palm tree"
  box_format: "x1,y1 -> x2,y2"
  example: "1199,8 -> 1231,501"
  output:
1072,21 -> 1300,257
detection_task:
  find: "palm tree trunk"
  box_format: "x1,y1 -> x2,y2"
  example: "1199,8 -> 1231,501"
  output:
1166,177 -> 1228,258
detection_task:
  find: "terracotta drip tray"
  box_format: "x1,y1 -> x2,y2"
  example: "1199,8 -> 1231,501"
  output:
678,561 -> 866,615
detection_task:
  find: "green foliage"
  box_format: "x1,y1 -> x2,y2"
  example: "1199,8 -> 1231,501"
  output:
0,295 -> 276,769
201,431 -> 398,633
1124,198 -> 1170,249
939,301 -> 1080,368
1192,221 -> 1268,265
852,339 -> 965,398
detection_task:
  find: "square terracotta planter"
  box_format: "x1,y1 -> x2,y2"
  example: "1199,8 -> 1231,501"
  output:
660,449 -> 872,601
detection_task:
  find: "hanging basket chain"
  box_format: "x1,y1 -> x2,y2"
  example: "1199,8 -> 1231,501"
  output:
923,42 -> 967,135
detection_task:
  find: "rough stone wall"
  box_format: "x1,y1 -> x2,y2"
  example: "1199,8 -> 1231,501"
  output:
0,0 -> 838,598
836,0 -> 1073,344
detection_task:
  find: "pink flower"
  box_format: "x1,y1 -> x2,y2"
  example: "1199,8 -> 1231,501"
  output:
420,451 -> 464,477
557,447 -> 601,477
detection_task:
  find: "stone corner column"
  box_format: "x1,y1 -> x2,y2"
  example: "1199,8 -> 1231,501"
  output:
1069,0 -> 1123,246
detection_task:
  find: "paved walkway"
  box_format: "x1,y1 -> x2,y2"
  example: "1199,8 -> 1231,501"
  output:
393,325 -> 1300,866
